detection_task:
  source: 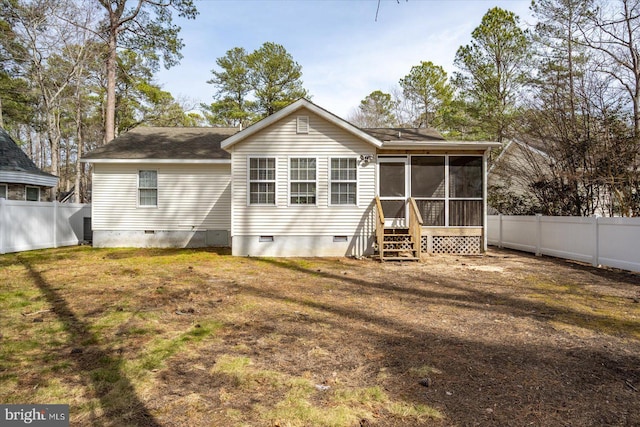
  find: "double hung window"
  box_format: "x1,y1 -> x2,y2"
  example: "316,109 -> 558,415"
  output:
330,158 -> 357,205
249,158 -> 276,205
138,170 -> 157,207
290,158 -> 316,205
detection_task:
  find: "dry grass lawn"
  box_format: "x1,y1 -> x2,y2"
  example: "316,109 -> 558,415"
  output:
1,246 -> 639,426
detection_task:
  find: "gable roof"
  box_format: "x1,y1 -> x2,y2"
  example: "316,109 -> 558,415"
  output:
81,127 -> 238,163
221,98 -> 384,150
0,128 -> 58,187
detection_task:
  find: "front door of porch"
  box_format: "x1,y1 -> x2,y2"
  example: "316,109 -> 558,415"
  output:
378,156 -> 408,227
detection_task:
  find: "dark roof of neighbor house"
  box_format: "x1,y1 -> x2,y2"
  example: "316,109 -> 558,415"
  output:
362,128 -> 446,142
0,127 -> 57,178
82,127 -> 239,160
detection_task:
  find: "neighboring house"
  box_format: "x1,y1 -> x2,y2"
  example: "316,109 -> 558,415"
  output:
487,139 -> 551,214
0,128 -> 58,201
82,99 -> 499,258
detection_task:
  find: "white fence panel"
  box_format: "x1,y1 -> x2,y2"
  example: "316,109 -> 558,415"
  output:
0,199 -> 91,254
539,216 -> 595,264
501,215 -> 539,253
488,215 -> 640,273
598,217 -> 640,272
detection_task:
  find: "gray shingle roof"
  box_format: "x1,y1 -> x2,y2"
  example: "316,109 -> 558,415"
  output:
82,124 -> 459,162
0,127 -> 57,178
82,127 -> 239,160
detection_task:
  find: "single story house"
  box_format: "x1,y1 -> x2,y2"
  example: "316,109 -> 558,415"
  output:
0,127 -> 58,201
82,99 -> 499,258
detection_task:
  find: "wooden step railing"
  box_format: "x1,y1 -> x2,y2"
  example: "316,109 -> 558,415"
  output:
375,196 -> 385,257
408,197 -> 423,259
374,196 -> 423,261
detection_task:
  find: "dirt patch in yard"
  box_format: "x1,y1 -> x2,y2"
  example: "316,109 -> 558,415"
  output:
1,247 -> 639,426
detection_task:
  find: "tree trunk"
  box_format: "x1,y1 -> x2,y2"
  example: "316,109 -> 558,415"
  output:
75,86 -> 83,203
105,24 -> 117,143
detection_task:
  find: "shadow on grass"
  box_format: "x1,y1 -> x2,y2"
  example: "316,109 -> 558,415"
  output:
254,255 -> 640,342
19,257 -> 161,426
233,258 -> 640,426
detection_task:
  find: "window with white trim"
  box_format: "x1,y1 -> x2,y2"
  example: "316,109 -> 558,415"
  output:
249,157 -> 276,205
290,158 -> 316,205
138,170 -> 157,207
0,184 -> 6,199
25,186 -> 40,201
330,158 -> 357,205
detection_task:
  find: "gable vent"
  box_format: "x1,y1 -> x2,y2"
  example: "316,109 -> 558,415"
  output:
297,116 -> 309,134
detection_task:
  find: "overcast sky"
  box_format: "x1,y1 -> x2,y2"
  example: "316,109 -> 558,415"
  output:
156,0 -> 534,118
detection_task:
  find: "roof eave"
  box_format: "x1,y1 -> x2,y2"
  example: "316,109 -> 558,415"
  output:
0,170 -> 59,187
80,158 -> 231,164
380,141 -> 501,150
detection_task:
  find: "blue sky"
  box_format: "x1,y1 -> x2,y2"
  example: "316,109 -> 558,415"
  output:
156,0 -> 533,118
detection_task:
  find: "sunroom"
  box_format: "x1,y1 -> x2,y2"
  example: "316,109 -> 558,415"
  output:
370,133 -> 500,260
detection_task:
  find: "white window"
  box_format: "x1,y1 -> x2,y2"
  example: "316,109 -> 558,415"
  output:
249,157 -> 276,205
25,186 -> 40,201
296,116 -> 309,134
0,184 -> 6,199
138,170 -> 157,207
290,158 -> 316,205
330,158 -> 357,205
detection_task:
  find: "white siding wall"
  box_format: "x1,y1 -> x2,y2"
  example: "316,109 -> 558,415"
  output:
92,163 -> 231,232
230,109 -> 377,256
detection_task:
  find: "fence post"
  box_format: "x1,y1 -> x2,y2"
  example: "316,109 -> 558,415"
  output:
592,215 -> 600,267
498,214 -> 503,248
0,197 -> 5,254
535,214 -> 542,256
53,201 -> 58,248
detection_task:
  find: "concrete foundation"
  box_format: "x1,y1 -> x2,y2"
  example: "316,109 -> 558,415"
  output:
93,230 -> 229,248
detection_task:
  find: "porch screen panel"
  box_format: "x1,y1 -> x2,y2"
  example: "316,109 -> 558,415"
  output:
449,156 -> 482,198
381,200 -> 406,219
449,200 -> 483,226
449,156 -> 483,226
411,156 -> 445,197
379,162 -> 405,197
414,199 -> 445,226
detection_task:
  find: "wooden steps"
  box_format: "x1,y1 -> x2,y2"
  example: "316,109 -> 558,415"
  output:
378,227 -> 419,262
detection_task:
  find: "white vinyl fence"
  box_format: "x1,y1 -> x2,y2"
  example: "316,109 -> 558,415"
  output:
487,215 -> 640,273
0,198 -> 91,254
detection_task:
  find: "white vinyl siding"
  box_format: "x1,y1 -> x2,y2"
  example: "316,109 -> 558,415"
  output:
230,108 -> 376,238
289,157 -> 317,205
138,170 -> 157,207
92,163 -> 231,231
